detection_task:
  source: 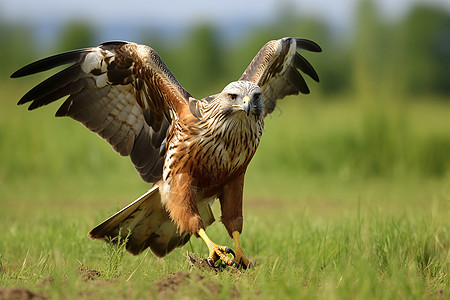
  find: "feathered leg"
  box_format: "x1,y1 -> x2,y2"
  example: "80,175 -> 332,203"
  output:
165,173 -> 235,267
219,173 -> 252,269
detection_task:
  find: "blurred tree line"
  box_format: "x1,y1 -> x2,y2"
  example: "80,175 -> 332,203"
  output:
1,0 -> 449,99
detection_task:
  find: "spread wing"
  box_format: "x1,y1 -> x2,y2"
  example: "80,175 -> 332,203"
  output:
11,41 -> 193,183
239,37 -> 321,117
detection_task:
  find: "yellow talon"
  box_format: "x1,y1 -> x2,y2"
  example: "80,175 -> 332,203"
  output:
198,228 -> 235,267
232,231 -> 252,269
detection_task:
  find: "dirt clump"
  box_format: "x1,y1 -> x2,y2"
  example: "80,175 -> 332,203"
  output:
156,252 -> 242,298
157,272 -> 222,298
78,266 -> 102,281
156,271 -> 191,296
0,287 -> 47,300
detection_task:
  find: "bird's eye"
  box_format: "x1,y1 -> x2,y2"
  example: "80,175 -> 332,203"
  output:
254,93 -> 261,101
228,93 -> 238,101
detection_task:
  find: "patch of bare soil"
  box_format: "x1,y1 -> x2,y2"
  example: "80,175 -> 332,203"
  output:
0,288 -> 47,300
78,266 -> 102,281
76,266 -> 131,299
157,272 -> 223,298
155,251 -> 241,298
37,276 -> 53,288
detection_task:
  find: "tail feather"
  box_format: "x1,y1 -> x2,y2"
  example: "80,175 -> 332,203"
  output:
89,185 -> 214,257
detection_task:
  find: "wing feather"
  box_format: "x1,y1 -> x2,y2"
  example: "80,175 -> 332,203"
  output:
286,67 -> 309,94
294,52 -> 319,82
11,49 -> 88,77
12,41 -> 192,183
296,38 -> 322,52
239,37 -> 321,117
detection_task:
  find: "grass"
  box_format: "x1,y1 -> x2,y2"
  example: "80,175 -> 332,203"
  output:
1,80 -> 450,299
0,204 -> 448,299
103,229 -> 132,279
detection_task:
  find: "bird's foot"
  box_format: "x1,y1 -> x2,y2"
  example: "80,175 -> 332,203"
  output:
234,250 -> 253,270
206,244 -> 236,268
232,231 -> 253,270
198,228 -> 236,268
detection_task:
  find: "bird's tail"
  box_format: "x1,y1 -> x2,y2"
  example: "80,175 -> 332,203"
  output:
88,185 -> 214,257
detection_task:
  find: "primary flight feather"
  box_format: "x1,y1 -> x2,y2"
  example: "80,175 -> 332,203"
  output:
12,37 -> 321,268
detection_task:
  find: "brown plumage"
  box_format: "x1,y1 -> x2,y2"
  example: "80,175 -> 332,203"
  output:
11,37 -> 321,268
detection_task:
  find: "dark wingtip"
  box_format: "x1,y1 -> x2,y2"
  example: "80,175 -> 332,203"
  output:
10,49 -> 87,79
312,74 -> 320,83
11,65 -> 37,78
294,53 -> 320,82
295,38 -> 322,53
17,94 -> 33,107
10,71 -> 22,78
11,61 -> 48,79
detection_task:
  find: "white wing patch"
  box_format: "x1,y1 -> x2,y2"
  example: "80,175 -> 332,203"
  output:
81,49 -> 105,73
94,73 -> 108,88
81,48 -> 116,88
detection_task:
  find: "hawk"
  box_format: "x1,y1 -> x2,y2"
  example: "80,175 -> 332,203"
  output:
11,37 -> 321,269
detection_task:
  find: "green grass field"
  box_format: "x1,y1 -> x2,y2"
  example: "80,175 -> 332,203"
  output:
1,80 -> 449,299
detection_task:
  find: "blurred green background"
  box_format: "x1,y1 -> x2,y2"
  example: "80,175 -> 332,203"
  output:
1,2 -> 450,297
0,0 -> 449,211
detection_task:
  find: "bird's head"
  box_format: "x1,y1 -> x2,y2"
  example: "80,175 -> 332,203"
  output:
218,81 -> 263,119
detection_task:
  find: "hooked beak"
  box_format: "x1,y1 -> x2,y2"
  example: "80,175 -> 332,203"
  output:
242,96 -> 251,115
232,96 -> 251,116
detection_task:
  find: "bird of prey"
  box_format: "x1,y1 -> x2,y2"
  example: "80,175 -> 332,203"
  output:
11,37 -> 321,269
